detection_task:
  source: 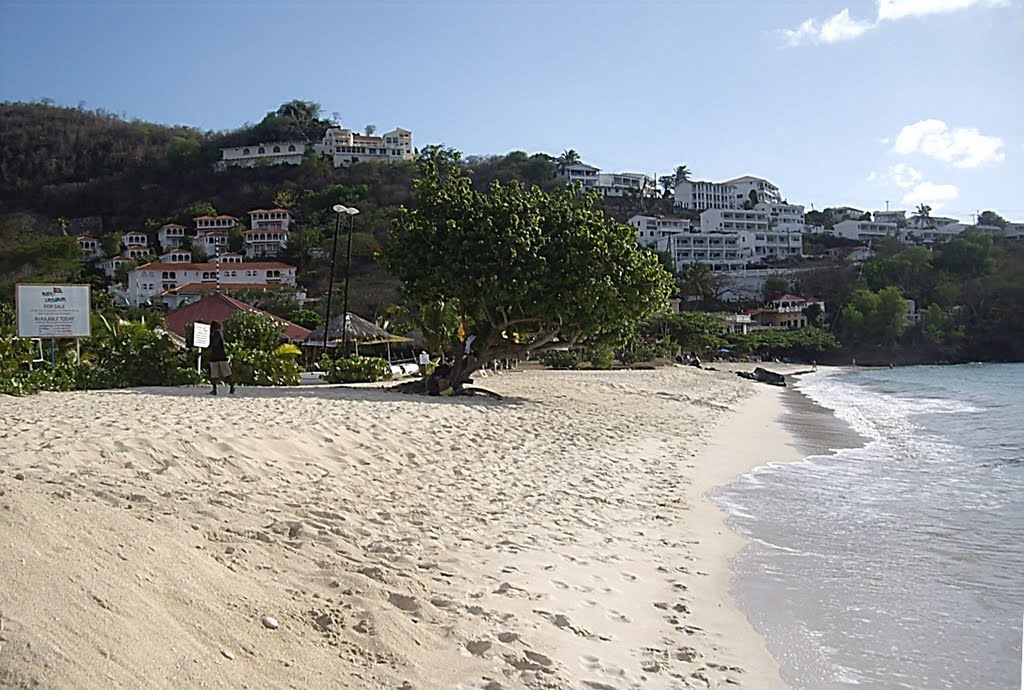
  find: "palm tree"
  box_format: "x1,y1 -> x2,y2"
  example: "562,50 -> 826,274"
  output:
913,203 -> 932,227
658,175 -> 676,198
557,149 -> 581,172
682,262 -> 715,303
675,165 -> 692,184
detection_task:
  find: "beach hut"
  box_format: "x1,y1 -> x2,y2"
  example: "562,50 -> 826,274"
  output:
305,312 -> 411,360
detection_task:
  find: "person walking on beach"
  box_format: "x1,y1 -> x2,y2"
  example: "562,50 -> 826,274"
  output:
208,321 -> 235,395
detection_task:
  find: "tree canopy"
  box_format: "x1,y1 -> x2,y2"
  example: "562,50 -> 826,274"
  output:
378,163 -> 673,387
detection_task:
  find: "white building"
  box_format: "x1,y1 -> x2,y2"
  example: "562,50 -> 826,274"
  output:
159,248 -> 193,263
555,163 -> 600,188
99,256 -> 131,278
701,208 -> 769,234
756,202 -> 806,234
122,232 -> 148,249
654,231 -> 752,273
218,252 -> 244,264
908,215 -> 958,229
702,209 -> 803,262
873,210 -> 906,224
127,261 -> 297,306
314,127 -> 413,167
77,236 -> 102,260
248,208 -> 292,231
243,229 -> 288,259
158,223 -> 187,250
220,142 -> 307,169
830,206 -> 867,222
191,231 -> 228,257
630,215 -> 694,247
123,245 -> 151,260
593,172 -> 657,198
725,176 -> 782,206
908,223 -> 966,244
833,219 -> 899,242
1003,222 -> 1024,240
674,180 -> 738,210
194,215 -> 238,231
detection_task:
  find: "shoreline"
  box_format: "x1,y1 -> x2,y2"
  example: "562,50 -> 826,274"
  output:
684,383 -> 801,689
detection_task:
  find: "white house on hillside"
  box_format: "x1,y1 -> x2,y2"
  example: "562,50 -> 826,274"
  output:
127,261 -> 297,306
191,231 -> 228,257
123,245 -> 150,260
99,256 -> 131,278
555,163 -> 600,188
630,215 -> 694,247
725,176 -> 782,206
158,223 -> 187,250
314,127 -> 413,167
248,208 -> 292,231
701,209 -> 802,261
77,236 -> 102,260
833,219 -> 899,242
220,142 -> 308,169
159,248 -> 193,263
194,215 -> 238,231
243,229 -> 288,259
674,179 -> 738,210
593,172 -> 658,198
757,202 -> 806,234
122,232 -> 148,249
830,206 -> 867,222
873,210 -> 906,224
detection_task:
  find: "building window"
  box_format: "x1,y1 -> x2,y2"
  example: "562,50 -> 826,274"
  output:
288,145 -> 296,152
258,147 -> 266,154
273,146 -> 281,153
243,148 -> 250,155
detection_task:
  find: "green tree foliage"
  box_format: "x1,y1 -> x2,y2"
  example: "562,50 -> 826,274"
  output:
640,311 -> 725,355
932,230 -> 996,277
321,354 -> 392,383
223,311 -> 301,386
762,273 -> 790,301
728,327 -> 840,359
838,286 -> 907,346
379,163 -> 673,388
556,149 -> 581,171
681,263 -> 715,303
674,165 -> 691,184
977,210 -> 1007,228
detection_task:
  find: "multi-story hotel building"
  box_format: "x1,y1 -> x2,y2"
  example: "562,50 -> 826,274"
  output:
127,261 -> 297,306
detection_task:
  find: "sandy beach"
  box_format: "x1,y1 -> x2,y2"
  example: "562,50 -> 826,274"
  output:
0,365 -> 800,689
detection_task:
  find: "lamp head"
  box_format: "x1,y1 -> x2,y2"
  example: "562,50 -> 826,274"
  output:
332,204 -> 348,213
345,206 -> 360,216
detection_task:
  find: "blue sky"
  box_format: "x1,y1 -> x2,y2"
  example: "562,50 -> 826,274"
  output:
1,0 -> 1021,220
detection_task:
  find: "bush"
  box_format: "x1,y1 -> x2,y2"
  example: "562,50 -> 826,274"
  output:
322,355 -> 393,383
587,345 -> 614,370
539,349 -> 581,370
618,344 -> 657,365
228,343 -> 302,386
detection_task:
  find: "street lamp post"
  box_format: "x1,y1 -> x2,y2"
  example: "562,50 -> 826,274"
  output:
339,206 -> 359,357
322,204 -> 346,358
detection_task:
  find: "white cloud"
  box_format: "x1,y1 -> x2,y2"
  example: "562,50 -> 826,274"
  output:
781,0 -> 1007,47
901,181 -> 960,209
877,0 -> 1008,21
892,119 -> 1005,168
781,8 -> 875,46
869,163 -> 924,188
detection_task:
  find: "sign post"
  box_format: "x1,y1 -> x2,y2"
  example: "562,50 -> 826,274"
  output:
16,285 -> 91,365
193,322 -> 211,373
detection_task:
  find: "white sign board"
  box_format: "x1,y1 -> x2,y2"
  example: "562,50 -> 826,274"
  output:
193,322 -> 211,349
16,284 -> 92,338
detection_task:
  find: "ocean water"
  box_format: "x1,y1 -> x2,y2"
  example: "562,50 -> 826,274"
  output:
717,363 -> 1024,690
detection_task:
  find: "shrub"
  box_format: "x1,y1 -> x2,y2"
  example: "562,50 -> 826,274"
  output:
587,345 -> 614,370
322,355 -> 393,383
228,343 -> 302,386
539,349 -> 580,370
618,344 -> 657,366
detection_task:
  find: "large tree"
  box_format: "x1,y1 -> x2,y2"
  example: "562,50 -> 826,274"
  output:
556,149 -> 581,171
379,164 -> 673,392
675,165 -> 692,184
913,203 -> 932,227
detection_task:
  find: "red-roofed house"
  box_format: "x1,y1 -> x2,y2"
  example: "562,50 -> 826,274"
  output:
158,223 -> 187,250
77,236 -> 102,260
127,260 -> 297,306
248,208 -> 292,231
194,215 -> 238,231
164,293 -> 310,342
315,126 -> 413,167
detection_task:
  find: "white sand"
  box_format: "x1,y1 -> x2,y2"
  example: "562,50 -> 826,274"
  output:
0,365 -> 799,689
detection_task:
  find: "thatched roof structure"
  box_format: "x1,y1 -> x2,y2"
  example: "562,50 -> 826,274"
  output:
305,312 -> 411,347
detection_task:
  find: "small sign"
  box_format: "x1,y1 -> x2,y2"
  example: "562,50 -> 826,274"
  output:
16,284 -> 92,338
193,322 -> 211,349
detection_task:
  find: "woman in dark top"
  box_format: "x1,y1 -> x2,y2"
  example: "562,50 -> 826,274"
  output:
208,321 -> 235,395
